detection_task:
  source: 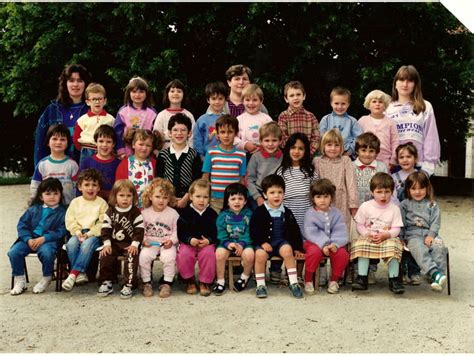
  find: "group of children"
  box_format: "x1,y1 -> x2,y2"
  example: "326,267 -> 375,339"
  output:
8,63 -> 447,300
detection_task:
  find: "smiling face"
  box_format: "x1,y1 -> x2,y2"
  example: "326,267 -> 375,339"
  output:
372,187 -> 392,205
227,194 -> 246,214
190,186 -> 210,212
397,149 -> 416,172
409,182 -> 427,202
132,137 -> 153,160
357,146 -> 377,165
285,88 -> 306,110
324,141 -> 342,159
151,188 -> 170,212
330,94 -> 350,116
78,179 -> 100,201
67,72 -> 86,103
263,185 -> 284,209
207,93 -> 226,114
41,190 -> 61,207
170,123 -> 190,147
96,136 -> 115,159
261,134 -> 281,155
168,87 -> 184,107
289,139 -> 305,166
130,88 -> 146,108
48,134 -> 68,157
243,94 -> 262,115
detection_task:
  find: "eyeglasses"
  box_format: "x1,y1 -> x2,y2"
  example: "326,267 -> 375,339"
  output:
88,97 -> 104,103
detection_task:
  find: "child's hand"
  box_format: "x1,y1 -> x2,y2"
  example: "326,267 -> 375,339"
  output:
27,239 -> 36,250
77,232 -> 88,242
322,245 -> 330,256
190,238 -> 200,247
234,243 -> 243,256
244,142 -> 258,153
256,197 -> 265,206
162,239 -> 173,249
100,245 -> 112,257
142,241 -> 151,248
371,232 -> 389,244
350,208 -> 358,217
261,243 -> 272,253
125,245 -> 138,256
118,153 -> 127,160
424,235 -> 434,247
198,237 -> 210,248
294,250 -> 305,259
328,243 -> 337,253
176,197 -> 188,209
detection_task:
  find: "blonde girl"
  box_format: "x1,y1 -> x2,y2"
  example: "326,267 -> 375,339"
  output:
385,65 -> 440,176
114,77 -> 157,158
115,129 -> 162,208
153,79 -> 196,150
139,178 -> 179,298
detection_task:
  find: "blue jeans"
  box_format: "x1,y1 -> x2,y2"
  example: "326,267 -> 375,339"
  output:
8,240 -> 58,277
66,235 -> 101,273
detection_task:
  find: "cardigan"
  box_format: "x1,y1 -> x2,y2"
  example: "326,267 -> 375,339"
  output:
177,205 -> 218,245
303,207 -> 348,249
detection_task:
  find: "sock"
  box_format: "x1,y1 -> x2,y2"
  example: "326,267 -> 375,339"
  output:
240,273 -> 249,282
255,273 -> 266,287
70,270 -> 80,277
42,276 -> 52,283
287,268 -> 298,285
431,270 -> 441,282
358,258 -> 369,276
15,275 -> 26,282
304,271 -> 314,283
388,259 -> 399,278
217,278 -> 225,286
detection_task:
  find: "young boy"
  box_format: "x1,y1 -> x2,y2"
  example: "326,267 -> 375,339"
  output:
250,174 -> 304,298
319,86 -> 363,158
193,81 -> 228,159
278,81 -> 320,156
202,115 -> 246,214
156,113 -> 202,209
62,168 -> 108,291
73,83 -> 115,165
30,124 -> 79,206
235,84 -> 273,155
79,125 -> 120,201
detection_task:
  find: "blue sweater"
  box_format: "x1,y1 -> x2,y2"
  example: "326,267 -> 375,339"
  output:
303,207 -> 348,249
193,112 -> 221,158
17,204 -> 67,245
319,112 -> 363,155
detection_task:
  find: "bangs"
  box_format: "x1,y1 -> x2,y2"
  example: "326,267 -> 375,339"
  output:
396,67 -> 418,82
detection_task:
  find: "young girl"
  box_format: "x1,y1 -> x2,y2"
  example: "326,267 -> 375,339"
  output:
97,180 -> 144,299
214,183 -> 254,296
153,79 -> 195,150
177,179 -> 218,296
400,172 -> 447,292
351,172 -> 405,294
303,179 -> 349,295
114,77 -> 158,158
358,89 -> 399,170
385,65 -> 440,176
9,178 -> 67,295
115,129 -> 160,209
139,178 -> 179,298
392,143 -> 419,203
313,129 -> 358,230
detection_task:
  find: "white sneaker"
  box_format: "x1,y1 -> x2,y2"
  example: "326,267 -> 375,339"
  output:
327,281 -> 339,294
97,281 -> 113,297
368,270 -> 377,285
33,277 -> 51,294
62,274 -> 76,291
304,282 -> 315,294
75,273 -> 88,285
11,276 -> 27,296
120,285 -> 133,299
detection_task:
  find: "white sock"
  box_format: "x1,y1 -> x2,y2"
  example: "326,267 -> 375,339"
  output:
240,273 -> 249,281
42,276 -> 52,283
287,268 -> 298,285
217,278 -> 225,286
15,275 -> 26,283
256,273 -> 266,287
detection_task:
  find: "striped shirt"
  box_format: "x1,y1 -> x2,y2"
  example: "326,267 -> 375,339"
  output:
278,107 -> 320,156
202,145 -> 246,199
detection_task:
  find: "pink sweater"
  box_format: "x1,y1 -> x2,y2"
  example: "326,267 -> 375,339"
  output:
235,111 -> 273,151
141,206 -> 179,245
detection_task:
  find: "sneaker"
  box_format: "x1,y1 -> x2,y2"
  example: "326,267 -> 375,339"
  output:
32,278 -> 51,294
410,274 -> 421,285
75,273 -> 88,285
327,281 -> 339,294
143,282 -> 153,297
120,285 -> 133,299
186,282 -> 197,295
256,285 -> 268,298
62,274 -> 76,291
233,277 -> 249,292
159,284 -> 171,298
199,282 -> 211,297
352,275 -> 368,291
402,274 -> 410,285
389,277 -> 405,294
368,270 -> 377,285
97,281 -> 113,297
304,282 -> 315,295
318,266 -> 327,286
270,271 -> 281,285
11,276 -> 27,296
431,273 -> 447,292
289,283 -> 303,298
212,283 -> 225,296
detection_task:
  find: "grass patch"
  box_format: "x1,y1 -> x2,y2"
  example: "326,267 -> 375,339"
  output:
0,176 -> 30,185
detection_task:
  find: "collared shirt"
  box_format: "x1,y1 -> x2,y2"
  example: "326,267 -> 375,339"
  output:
278,106 -> 320,155
264,201 -> 285,217
261,149 -> 282,159
170,144 -> 189,161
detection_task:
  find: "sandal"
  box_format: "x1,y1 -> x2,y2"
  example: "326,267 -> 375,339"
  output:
212,283 -> 225,296
233,277 -> 249,292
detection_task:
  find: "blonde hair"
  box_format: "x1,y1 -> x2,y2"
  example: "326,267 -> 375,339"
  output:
363,89 -> 391,109
391,65 -> 425,114
259,121 -> 282,140
321,129 -> 344,157
85,83 -> 106,99
142,178 -> 176,208
108,179 -> 138,206
241,84 -> 263,101
189,179 -> 211,196
330,86 -> 351,103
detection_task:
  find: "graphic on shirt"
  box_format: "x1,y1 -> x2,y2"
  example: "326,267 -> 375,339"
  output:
130,115 -> 142,128
208,126 -> 217,140
367,217 -> 390,233
225,214 -> 250,240
113,229 -> 126,241
145,221 -> 172,241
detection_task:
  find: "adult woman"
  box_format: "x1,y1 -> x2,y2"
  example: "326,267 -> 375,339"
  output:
34,64 -> 92,165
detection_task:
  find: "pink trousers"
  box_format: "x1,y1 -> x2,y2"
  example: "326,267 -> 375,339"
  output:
177,244 -> 216,284
139,245 -> 176,283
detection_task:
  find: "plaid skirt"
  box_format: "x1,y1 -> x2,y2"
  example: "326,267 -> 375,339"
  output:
350,236 -> 403,262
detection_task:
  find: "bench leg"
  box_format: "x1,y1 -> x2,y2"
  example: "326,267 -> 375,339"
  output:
446,251 -> 451,296
228,261 -> 234,290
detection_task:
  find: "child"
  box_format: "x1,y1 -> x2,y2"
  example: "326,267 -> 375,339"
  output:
97,180 -> 144,299
319,87 -> 363,158
115,128 -> 159,209
386,65 -> 440,176
235,84 -> 273,155
214,183 -> 254,295
358,90 -> 399,170
251,175 -> 304,298
30,124 -> 79,206
303,179 -> 349,294
392,143 -> 419,203
278,81 -> 320,156
350,172 -> 405,294
202,114 -> 246,214
9,178 -> 67,295
62,169 -> 108,291
79,125 -> 121,201
177,179 -> 218,296
193,81 -> 228,159
247,122 -> 283,208
73,83 -> 115,165
156,113 -> 202,209
139,178 -> 179,298
153,79 -> 195,150
400,172 -> 447,292
114,77 -> 157,158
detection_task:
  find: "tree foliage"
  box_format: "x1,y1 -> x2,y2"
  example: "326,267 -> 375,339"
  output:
0,3 -> 472,175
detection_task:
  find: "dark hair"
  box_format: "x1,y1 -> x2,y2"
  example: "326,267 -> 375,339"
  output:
163,79 -> 186,108
279,133 -> 314,178
45,124 -> 71,149
94,125 -> 117,144
124,76 -> 154,108
57,64 -> 92,105
225,64 -> 253,82
205,81 -> 228,99
222,183 -> 248,211
396,142 -> 418,160
309,179 -> 335,204
355,132 -> 381,154
168,113 -> 192,132
77,168 -> 103,188
404,171 -> 434,202
31,178 -> 63,206
370,172 -> 394,192
261,174 -> 285,194
216,115 -> 239,134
